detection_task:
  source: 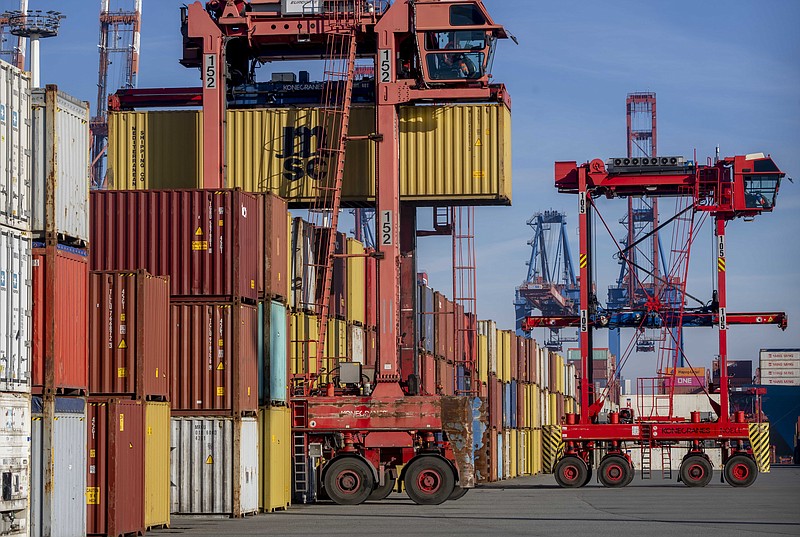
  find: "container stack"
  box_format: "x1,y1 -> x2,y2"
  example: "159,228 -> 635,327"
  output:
90,189 -> 265,519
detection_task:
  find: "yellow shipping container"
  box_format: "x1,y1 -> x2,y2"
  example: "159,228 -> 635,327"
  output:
509,429 -> 517,478
549,392 -> 558,426
290,311 -> 319,375
532,428 -> 542,475
346,238 -> 366,326
107,104 -> 511,205
323,317 -> 347,381
501,331 -> 512,383
259,406 -> 292,512
477,334 -> 488,383
144,402 -> 170,530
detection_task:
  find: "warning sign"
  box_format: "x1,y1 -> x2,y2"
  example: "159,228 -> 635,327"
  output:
475,138 -> 482,146
195,226 -> 203,236
117,367 -> 127,378
86,487 -> 100,505
119,414 -> 125,432
118,339 -> 127,350
216,362 -> 224,370
216,387 -> 225,396
205,455 -> 213,464
191,240 -> 209,251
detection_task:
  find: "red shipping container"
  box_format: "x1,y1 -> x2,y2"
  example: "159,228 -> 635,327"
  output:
258,193 -> 289,301
510,335 -> 518,381
434,292 -> 446,358
89,270 -> 170,398
399,256 -> 416,381
444,299 -> 455,362
488,374 -> 502,430
421,353 -> 436,395
516,337 -> 527,383
90,189 -> 259,301
86,398 -> 145,537
170,302 -> 258,414
444,360 -> 455,396
32,242 -> 88,393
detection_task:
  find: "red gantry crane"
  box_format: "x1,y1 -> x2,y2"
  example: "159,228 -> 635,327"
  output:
524,152 -> 786,488
178,0 -> 509,505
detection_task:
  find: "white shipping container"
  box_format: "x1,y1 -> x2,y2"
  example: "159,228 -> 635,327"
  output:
350,324 -> 364,364
0,61 -> 31,231
31,87 -> 90,243
290,218 -> 316,311
30,397 -> 87,537
0,225 -> 31,391
170,416 -> 259,516
477,321 -> 497,375
0,392 -> 31,537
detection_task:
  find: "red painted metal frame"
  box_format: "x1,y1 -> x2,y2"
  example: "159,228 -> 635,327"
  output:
561,421 -> 751,442
522,312 -> 788,330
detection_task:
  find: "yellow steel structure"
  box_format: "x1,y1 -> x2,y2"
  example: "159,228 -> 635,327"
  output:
144,402 -> 170,530
106,104 -> 511,205
259,406 -> 292,512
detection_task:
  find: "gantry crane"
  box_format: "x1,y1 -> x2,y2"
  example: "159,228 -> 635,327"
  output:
91,0 -> 142,187
0,0 -> 27,69
179,0 -> 509,505
514,210 -> 579,350
525,152 -> 786,488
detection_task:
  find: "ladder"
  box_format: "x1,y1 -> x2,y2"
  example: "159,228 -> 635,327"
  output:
641,424 -> 652,479
292,401 -> 309,503
661,444 -> 672,479
453,207 -> 478,396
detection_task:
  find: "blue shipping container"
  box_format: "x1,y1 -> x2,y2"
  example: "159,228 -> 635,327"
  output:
503,382 -> 511,429
457,365 -> 467,393
510,381 -> 518,429
497,433 -> 503,481
270,301 -> 288,403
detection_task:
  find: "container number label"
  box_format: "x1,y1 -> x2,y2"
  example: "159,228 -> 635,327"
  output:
379,49 -> 392,83
380,210 -> 393,246
580,309 -> 588,332
204,53 -> 218,89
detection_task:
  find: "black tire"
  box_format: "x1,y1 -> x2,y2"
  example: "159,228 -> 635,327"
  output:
323,457 -> 374,505
448,486 -> 469,501
598,455 -> 633,488
724,454 -> 758,488
622,459 -> 635,486
368,471 -> 396,501
554,456 -> 588,488
679,454 -> 713,488
581,465 -> 593,487
404,456 -> 455,505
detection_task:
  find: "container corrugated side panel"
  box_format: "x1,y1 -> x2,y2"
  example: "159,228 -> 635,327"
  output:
90,190 -> 258,301
144,402 -> 170,530
30,87 -> 90,242
399,104 -> 511,203
269,301 -> 288,403
106,110 -> 202,190
0,62 -> 31,231
0,226 -> 31,391
240,417 -> 259,514
31,396 -> 86,537
263,193 -> 288,301
345,238 -> 365,325
32,244 -> 88,392
259,406 -> 291,512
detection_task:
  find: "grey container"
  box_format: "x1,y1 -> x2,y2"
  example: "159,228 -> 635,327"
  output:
30,396 -> 86,537
0,60 -> 31,232
31,86 -> 90,244
170,416 -> 259,516
0,392 -> 30,536
0,225 -> 31,392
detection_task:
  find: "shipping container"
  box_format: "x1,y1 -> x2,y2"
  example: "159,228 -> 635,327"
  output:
170,302 -> 258,414
0,393 -> 31,536
0,61 -> 31,232
89,270 -> 169,398
170,416 -> 259,516
90,189 -> 258,301
477,334 -> 488,384
107,104 -> 511,205
144,402 -> 170,530
31,396 -> 86,537
30,86 -> 90,243
258,300 -> 289,405
345,238 -> 365,325
259,406 -> 291,512
290,311 -> 318,376
349,323 -> 365,365
422,353 -> 436,395
258,193 -> 289,301
290,217 -> 316,311
313,229 -> 347,319
32,242 -> 87,393
86,398 -> 145,537
0,226 -> 31,391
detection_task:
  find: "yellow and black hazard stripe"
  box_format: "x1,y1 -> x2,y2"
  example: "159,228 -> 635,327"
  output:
718,257 -> 726,272
579,254 -> 588,269
748,423 -> 770,473
542,425 -> 564,473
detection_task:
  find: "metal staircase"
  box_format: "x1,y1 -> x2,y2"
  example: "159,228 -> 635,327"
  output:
641,424 -> 653,479
661,444 -> 673,479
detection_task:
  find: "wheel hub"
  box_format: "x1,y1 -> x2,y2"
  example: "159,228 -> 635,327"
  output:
337,470 -> 361,494
687,464 -> 705,480
731,463 -> 749,480
417,470 -> 442,493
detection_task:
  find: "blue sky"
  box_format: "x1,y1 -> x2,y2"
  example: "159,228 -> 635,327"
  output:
5,0 -> 798,380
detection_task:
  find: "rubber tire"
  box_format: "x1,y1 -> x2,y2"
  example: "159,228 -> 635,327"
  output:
724,454 -> 758,488
679,455 -> 713,488
368,471 -> 396,501
448,486 -> 469,501
554,456 -> 588,488
581,466 -> 593,487
622,459 -> 635,487
323,457 -> 374,505
404,456 -> 456,505
598,455 -> 633,488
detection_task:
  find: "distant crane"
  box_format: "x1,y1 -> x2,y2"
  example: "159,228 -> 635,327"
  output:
91,0 -> 142,188
0,0 -> 27,69
515,210 -> 579,350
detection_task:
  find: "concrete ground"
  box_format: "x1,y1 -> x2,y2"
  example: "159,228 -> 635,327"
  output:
157,466 -> 800,537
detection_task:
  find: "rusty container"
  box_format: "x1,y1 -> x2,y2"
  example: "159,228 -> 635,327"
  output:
170,301 -> 258,414
90,189 -> 258,302
489,374 -> 503,430
89,271 -> 170,399
86,398 -> 145,537
421,353 -> 436,396
32,242 -> 88,394
258,193 -> 289,302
